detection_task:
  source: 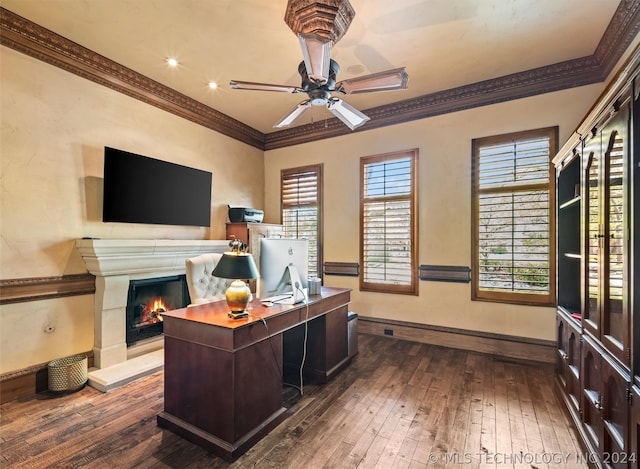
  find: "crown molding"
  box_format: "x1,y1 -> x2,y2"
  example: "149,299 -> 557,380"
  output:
265,0 -> 640,150
0,7 -> 265,150
2,2 -> 639,151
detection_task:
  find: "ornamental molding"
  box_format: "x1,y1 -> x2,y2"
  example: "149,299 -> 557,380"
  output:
2,2 -> 639,151
0,8 -> 264,149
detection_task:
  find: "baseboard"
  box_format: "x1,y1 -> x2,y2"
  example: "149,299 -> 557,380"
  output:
358,317 -> 555,364
0,351 -> 94,404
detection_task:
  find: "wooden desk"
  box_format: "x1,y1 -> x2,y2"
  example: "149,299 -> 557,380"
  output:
157,286 -> 351,461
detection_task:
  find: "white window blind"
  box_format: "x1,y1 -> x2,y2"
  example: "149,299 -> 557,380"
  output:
281,165 -> 322,278
473,128 -> 556,305
361,150 -> 418,295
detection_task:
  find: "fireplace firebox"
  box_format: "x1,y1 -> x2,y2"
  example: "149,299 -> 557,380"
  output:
126,275 -> 190,346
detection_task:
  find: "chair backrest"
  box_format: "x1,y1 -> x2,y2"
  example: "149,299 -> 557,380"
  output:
185,253 -> 231,305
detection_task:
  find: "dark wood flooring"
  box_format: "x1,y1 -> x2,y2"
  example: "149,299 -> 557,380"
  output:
0,334 -> 587,468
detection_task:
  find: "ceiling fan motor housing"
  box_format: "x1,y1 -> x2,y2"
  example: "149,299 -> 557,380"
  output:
298,59 -> 340,105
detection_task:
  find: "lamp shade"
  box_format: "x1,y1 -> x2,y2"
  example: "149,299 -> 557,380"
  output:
212,252 -> 260,280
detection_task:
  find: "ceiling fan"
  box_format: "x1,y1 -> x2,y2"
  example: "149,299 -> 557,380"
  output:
230,33 -> 409,130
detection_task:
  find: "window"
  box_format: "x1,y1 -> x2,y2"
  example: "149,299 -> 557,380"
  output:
360,149 -> 418,295
471,127 -> 557,305
281,164 -> 323,278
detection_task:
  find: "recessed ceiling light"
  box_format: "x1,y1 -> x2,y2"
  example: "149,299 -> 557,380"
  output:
208,81 -> 218,90
166,57 -> 179,67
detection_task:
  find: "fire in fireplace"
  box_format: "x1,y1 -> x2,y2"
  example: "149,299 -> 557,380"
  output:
126,275 -> 190,346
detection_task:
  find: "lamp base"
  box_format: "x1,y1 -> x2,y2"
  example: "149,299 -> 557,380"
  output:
228,311 -> 249,320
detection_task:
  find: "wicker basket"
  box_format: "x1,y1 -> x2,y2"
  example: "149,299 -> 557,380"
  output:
48,354 -> 88,392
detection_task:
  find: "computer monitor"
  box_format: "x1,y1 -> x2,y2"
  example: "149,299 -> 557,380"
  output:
258,238 -> 309,301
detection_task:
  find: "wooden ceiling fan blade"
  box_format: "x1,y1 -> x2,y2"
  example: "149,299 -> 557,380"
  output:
327,98 -> 369,130
230,80 -> 302,93
337,67 -> 409,94
274,100 -> 312,128
298,33 -> 332,83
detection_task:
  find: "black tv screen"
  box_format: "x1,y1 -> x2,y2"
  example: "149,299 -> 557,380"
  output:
102,147 -> 212,227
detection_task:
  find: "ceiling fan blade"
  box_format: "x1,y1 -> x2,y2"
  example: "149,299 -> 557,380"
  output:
336,67 -> 409,94
230,80 -> 302,93
298,33 -> 331,84
274,100 -> 312,128
327,99 -> 370,130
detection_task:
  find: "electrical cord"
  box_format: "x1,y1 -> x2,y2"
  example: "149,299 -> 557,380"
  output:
259,282 -> 309,396
294,281 -> 309,396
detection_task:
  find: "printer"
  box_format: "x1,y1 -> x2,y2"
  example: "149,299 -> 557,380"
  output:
228,206 -> 264,223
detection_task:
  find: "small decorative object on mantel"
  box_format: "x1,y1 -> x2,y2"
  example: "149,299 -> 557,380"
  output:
212,240 -> 260,319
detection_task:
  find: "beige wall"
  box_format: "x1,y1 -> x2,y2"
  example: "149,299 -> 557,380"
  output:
2,35 -> 637,374
0,48 -> 264,373
263,84 -> 605,342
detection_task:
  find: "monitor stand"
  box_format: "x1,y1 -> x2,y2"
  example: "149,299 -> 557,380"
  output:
280,265 -> 307,305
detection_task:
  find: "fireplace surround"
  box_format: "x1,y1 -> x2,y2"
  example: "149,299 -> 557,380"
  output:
76,239 -> 229,373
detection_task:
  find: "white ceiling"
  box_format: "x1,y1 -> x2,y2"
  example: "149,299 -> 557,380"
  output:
2,0 -> 620,134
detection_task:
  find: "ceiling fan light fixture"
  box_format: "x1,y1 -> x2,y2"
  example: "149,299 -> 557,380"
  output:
327,98 -> 369,130
284,0 -> 355,44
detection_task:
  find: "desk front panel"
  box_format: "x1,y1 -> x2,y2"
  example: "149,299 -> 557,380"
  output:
163,331 -> 283,443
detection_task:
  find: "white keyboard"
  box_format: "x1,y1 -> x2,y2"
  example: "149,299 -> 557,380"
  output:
262,294 -> 293,303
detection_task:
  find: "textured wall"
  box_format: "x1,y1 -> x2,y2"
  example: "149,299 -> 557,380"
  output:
0,48 -> 264,373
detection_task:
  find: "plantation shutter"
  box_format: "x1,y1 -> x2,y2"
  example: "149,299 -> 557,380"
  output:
472,127 -> 556,305
281,165 -> 322,278
360,150 -> 418,295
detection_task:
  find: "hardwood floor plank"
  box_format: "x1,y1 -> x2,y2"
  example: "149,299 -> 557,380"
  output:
0,334 -> 587,469
356,433 -> 389,468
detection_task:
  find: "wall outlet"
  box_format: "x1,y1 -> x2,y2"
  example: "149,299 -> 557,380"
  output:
383,328 -> 393,336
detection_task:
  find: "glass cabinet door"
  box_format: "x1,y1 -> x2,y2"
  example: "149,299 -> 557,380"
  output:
583,103 -> 630,366
584,137 -> 601,338
602,107 -> 629,364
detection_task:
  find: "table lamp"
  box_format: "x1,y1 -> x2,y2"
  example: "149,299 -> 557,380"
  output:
212,240 -> 260,319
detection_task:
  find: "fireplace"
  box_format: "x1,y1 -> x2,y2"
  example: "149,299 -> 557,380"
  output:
126,275 -> 189,346
76,238 -> 230,372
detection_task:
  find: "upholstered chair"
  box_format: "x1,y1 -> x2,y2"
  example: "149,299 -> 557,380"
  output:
185,253 -> 232,305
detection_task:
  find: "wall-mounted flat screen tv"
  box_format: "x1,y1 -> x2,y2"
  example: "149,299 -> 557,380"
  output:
102,146 -> 212,227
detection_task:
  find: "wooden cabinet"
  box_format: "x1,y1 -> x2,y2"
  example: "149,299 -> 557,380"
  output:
583,103 -> 631,366
226,223 -> 283,292
226,222 -> 282,263
557,309 -> 582,413
555,50 -> 639,468
580,336 -> 633,468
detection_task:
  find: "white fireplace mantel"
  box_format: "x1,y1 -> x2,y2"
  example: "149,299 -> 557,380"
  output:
76,239 -> 230,376
76,238 -> 229,277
